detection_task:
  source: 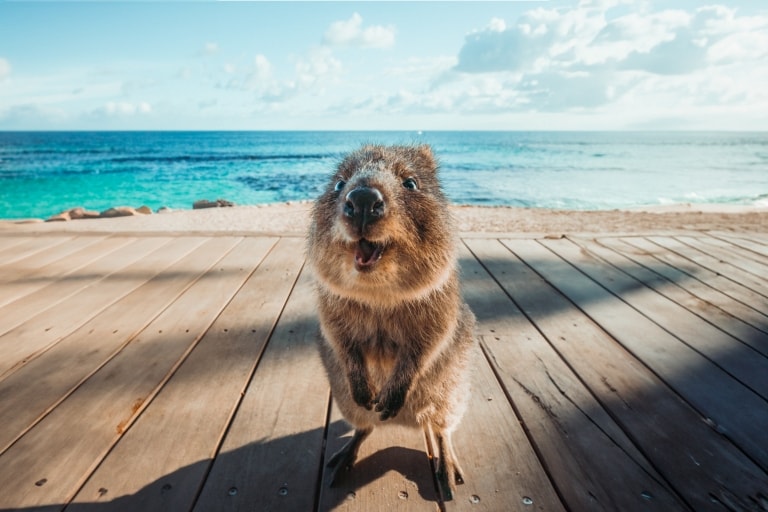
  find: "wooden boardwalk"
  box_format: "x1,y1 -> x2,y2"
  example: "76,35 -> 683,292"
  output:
0,230 -> 767,511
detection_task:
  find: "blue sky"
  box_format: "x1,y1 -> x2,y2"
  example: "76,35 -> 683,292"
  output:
0,0 -> 766,130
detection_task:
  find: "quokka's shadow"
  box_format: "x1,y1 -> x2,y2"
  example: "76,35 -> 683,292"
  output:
17,420 -> 441,512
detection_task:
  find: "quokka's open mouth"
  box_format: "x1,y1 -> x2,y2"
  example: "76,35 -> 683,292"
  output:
354,238 -> 384,270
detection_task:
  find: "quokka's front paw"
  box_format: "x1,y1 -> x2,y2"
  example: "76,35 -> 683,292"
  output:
350,378 -> 374,410
373,385 -> 407,420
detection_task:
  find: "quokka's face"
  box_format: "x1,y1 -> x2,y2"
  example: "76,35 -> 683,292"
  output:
309,144 -> 456,305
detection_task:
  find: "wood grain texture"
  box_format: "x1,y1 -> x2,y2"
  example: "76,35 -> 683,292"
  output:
0,236 -> 208,453
69,237 -> 306,512
0,231 -> 766,511
560,236 -> 768,400
464,238 -> 684,511
0,236 -> 132,315
650,236 -> 768,300
625,236 -> 768,316
0,237 -> 174,378
598,236 -> 768,354
0,237 -> 251,508
0,235 -> 74,266
193,266 -> 330,512
505,238 -> 768,509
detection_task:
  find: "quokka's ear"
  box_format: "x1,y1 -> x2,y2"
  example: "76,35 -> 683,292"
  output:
415,144 -> 437,173
416,144 -> 434,158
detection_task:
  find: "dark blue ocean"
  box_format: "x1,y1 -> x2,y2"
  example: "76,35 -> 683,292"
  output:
1,131 -> 767,219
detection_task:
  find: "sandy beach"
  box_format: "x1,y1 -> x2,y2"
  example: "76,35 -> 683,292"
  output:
1,201 -> 766,236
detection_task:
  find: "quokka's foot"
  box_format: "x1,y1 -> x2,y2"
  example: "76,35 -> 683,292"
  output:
435,459 -> 464,502
326,428 -> 371,487
429,428 -> 465,502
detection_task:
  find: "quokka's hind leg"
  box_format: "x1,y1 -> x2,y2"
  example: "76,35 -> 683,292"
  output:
425,424 -> 464,501
326,427 -> 372,486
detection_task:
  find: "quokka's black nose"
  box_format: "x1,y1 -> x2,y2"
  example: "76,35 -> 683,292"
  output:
344,187 -> 385,228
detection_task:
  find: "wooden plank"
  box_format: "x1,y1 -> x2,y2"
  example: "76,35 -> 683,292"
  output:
703,232 -> 768,265
709,230 -> 768,244
704,233 -> 768,266
533,237 -> 768,469
68,237 -> 304,512
0,236 -> 137,331
709,232 -> 768,259
458,244 -> 570,511
0,234 -> 107,285
493,238 -> 768,510
598,236 -> 768,358
506,239 -> 768,476
561,237 -> 768,399
0,236 -> 213,453
679,235 -> 768,282
458,244 -> 535,338
604,237 -> 768,328
650,236 -> 768,300
0,235 -> 33,258
192,266 -> 330,512
445,344 -> 566,512
0,235 -> 74,265
623,236 -> 768,317
0,237 -> 171,379
318,404 -> 437,511
483,336 -> 687,511
0,236 -> 258,510
463,238 -> 684,511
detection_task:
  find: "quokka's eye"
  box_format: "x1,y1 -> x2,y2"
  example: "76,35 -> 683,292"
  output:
402,177 -> 418,190
334,180 -> 346,192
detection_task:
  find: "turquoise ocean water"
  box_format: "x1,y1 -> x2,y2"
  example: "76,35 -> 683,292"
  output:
0,131 -> 766,219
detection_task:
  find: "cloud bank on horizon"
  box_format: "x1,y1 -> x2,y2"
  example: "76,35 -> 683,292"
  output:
0,0 -> 766,130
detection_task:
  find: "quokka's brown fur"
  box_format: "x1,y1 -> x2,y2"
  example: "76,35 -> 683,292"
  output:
307,144 -> 476,500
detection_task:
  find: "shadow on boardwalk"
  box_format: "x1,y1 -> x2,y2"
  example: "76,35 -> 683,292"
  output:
1,234 -> 768,511
52,422 -> 437,512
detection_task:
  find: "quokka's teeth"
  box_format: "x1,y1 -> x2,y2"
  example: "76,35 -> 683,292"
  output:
355,239 -> 383,267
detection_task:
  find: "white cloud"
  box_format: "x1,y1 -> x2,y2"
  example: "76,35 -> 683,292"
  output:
296,47 -> 341,85
487,18 -> 506,33
0,103 -> 69,129
177,67 -> 193,80
323,13 -> 395,48
321,1 -> 766,130
707,29 -> 768,65
212,45 -> 343,107
122,78 -> 158,96
455,4 -> 768,78
587,10 -> 691,66
102,101 -> 152,116
441,2 -> 768,121
0,58 -> 10,81
203,42 -> 219,56
3,2 -> 764,130
245,54 -> 283,98
388,55 -> 457,87
216,54 -> 273,93
253,54 -> 272,80
693,4 -> 767,36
